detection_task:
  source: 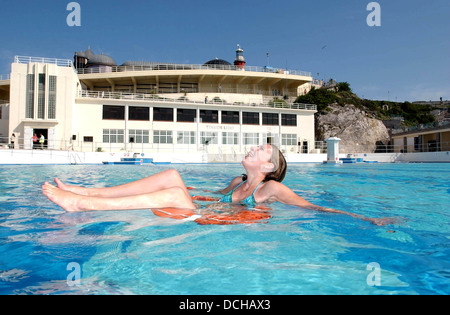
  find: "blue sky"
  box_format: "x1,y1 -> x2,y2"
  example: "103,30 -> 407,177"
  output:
0,0 -> 448,102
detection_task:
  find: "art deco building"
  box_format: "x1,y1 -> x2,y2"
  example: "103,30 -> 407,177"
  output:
0,46 -> 317,162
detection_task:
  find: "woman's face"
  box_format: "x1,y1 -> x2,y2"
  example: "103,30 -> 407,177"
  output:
242,144 -> 273,171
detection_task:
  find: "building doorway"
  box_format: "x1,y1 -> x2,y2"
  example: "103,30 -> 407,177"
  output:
33,128 -> 48,149
302,140 -> 309,154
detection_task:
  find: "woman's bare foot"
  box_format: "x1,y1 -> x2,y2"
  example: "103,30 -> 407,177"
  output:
42,182 -> 84,212
55,178 -> 89,196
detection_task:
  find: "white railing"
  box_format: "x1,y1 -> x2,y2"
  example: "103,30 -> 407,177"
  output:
0,136 -> 308,154
77,90 -> 317,111
10,56 -> 311,77
77,62 -> 312,77
14,56 -> 74,68
0,74 -> 10,81
2,136 -> 450,155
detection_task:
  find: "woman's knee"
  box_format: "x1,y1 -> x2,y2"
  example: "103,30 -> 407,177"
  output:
165,187 -> 194,208
162,169 -> 182,181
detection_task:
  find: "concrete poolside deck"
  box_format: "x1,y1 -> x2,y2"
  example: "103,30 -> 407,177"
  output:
1,149 -> 450,165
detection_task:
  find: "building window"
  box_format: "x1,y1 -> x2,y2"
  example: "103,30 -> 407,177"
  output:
37,74 -> 45,119
48,76 -> 57,119
177,131 -> 196,144
281,114 -> 297,126
262,113 -> 279,126
200,110 -> 218,123
129,106 -> 149,121
103,105 -> 125,120
129,130 -> 150,143
221,111 -> 239,124
243,112 -> 259,125
25,73 -> 57,120
180,82 -> 199,93
83,136 -> 94,143
263,133 -> 280,145
223,132 -> 239,145
201,132 -> 218,144
177,109 -> 197,122
154,130 -> 173,144
158,82 -> 177,94
244,133 -> 259,145
153,107 -> 174,121
26,74 -> 35,119
103,129 -> 124,143
282,134 -> 297,145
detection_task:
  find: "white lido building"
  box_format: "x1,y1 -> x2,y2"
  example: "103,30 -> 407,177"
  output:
0,46 -> 318,163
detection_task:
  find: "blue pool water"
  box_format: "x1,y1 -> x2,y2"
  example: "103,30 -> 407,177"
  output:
0,163 -> 449,295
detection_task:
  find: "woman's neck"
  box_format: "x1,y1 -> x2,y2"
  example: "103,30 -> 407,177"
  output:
242,173 -> 265,191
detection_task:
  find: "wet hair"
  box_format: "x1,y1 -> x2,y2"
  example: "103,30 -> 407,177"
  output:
242,145 -> 287,183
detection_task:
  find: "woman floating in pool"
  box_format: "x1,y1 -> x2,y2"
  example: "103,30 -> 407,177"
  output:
42,144 -> 395,226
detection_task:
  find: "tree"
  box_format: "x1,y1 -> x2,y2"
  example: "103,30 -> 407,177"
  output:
337,82 -> 351,92
295,87 -> 337,111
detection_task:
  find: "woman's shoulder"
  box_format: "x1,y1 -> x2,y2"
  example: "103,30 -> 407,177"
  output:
262,180 -> 287,190
257,180 -> 302,205
228,176 -> 244,189
259,180 -> 289,197
218,176 -> 244,195
255,180 -> 287,203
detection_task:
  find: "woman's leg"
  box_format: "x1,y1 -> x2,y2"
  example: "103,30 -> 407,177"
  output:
56,169 -> 191,199
42,181 -> 196,213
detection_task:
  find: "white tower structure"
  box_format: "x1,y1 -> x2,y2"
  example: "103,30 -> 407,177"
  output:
324,137 -> 343,164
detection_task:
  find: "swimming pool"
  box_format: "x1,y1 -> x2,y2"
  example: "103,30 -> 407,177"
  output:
0,163 -> 449,295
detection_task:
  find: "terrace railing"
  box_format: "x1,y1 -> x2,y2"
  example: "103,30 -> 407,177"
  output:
14,56 -> 74,68
2,135 -> 450,155
77,90 -> 317,111
76,63 -> 312,77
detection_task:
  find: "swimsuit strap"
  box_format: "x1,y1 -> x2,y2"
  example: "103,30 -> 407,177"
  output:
219,181 -> 263,205
219,181 -> 242,203
232,181 -> 246,193
243,182 -> 264,206
253,182 -> 264,195
233,181 -> 262,196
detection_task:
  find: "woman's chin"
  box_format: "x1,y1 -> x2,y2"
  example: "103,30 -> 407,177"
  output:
242,159 -> 251,168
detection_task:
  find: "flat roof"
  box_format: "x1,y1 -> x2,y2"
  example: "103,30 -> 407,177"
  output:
78,68 -> 312,90
392,124 -> 450,137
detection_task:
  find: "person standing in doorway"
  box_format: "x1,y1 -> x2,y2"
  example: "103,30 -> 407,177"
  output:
39,134 -> 45,150
32,133 -> 38,149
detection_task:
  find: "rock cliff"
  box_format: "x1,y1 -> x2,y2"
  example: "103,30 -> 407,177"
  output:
316,103 -> 390,153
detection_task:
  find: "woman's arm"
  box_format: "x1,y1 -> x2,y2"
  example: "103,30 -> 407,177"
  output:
268,182 -> 350,215
264,181 -> 397,226
217,176 -> 243,195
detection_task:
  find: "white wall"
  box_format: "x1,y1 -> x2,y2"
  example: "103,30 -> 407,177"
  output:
8,62 -> 80,149
72,98 -> 316,154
